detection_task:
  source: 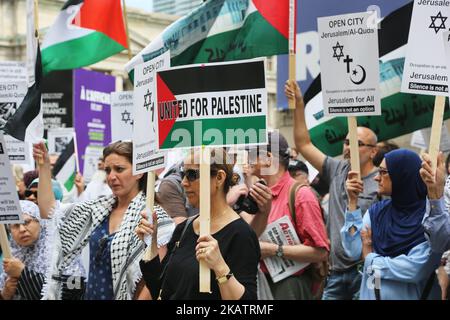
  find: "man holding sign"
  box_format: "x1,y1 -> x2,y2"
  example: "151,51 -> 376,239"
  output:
288,81 -> 379,300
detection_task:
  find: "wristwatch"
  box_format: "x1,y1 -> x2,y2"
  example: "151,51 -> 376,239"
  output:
216,272 -> 234,284
275,244 -> 284,258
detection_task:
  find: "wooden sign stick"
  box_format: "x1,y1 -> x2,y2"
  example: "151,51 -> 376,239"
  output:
0,225 -> 12,259
288,0 -> 296,110
199,146 -> 211,293
348,116 -> 361,178
142,172 -> 157,262
428,95 -> 446,172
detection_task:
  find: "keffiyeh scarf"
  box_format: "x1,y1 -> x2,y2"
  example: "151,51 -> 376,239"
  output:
44,192 -> 148,300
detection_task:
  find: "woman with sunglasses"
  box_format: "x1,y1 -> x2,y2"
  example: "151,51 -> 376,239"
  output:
137,148 -> 261,300
0,200 -> 85,300
341,149 -> 444,299
32,140 -> 163,300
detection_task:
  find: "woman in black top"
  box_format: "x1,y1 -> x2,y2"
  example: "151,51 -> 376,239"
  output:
137,148 -> 261,300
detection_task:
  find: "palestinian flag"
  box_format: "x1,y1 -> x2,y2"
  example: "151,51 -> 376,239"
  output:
52,138 -> 76,193
125,0 -> 290,77
156,60 -> 267,150
304,1 -> 450,157
41,0 -> 127,74
3,0 -> 43,143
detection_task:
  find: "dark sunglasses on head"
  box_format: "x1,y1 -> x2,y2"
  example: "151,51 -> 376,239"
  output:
343,139 -> 376,148
180,168 -> 217,182
24,189 -> 38,198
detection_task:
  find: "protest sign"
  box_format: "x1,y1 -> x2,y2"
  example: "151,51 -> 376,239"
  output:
47,127 -> 75,155
318,12 -> 380,116
156,58 -> 268,150
73,69 -> 114,175
132,52 -> 169,175
0,61 -> 27,82
111,91 -> 133,142
402,1 -> 450,170
411,123 -> 450,152
260,215 -> 309,283
3,135 -> 32,165
82,145 -> 104,183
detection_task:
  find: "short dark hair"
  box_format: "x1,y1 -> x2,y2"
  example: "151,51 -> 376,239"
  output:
373,141 -> 399,167
103,141 -> 147,192
210,148 -> 236,194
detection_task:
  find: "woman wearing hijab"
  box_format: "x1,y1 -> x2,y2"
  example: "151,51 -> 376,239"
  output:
0,201 -> 85,300
341,149 -> 444,300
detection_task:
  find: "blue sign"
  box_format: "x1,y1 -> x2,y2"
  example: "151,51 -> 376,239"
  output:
277,0 -> 411,109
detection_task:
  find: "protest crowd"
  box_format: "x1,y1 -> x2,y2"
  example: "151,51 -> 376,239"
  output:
0,0 -> 450,302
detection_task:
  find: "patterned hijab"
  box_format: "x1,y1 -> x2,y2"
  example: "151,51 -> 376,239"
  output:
0,201 -> 51,290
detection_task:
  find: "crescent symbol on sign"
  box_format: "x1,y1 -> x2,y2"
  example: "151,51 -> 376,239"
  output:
350,65 -> 366,85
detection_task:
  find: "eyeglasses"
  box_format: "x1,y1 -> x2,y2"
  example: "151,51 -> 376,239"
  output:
378,167 -> 389,177
24,189 -> 38,198
180,168 -> 217,182
10,218 -> 37,230
343,139 -> 376,148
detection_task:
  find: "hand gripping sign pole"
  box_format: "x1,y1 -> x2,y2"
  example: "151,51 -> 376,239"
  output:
348,117 -> 361,178
288,0 -> 296,110
199,146 -> 211,293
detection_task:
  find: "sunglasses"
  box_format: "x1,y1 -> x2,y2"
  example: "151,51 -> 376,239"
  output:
24,189 -> 38,198
180,168 -> 217,182
343,139 -> 376,148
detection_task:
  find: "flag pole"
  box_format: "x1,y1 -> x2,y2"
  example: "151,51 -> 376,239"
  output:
142,172 -> 157,262
34,0 -> 39,38
72,132 -> 80,174
429,96 -> 446,172
122,0 -> 132,61
288,0 -> 296,109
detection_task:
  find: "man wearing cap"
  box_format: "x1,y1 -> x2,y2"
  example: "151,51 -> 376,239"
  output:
250,131 -> 330,300
288,159 -> 310,186
286,80 -> 379,300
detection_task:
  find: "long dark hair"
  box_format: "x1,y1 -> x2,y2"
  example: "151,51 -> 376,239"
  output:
103,141 -> 147,192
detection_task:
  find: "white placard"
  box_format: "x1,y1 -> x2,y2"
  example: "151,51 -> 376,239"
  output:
3,135 -> 31,165
318,12 -> 381,116
0,61 -> 27,83
410,123 -> 450,152
82,145 -> 104,183
47,128 -> 75,155
132,51 -> 170,175
260,215 -> 309,283
111,91 -> 133,142
0,133 -> 23,224
402,1 -> 450,95
0,82 -> 28,129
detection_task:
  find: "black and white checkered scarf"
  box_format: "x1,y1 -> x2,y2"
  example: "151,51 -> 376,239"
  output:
44,191 -> 147,300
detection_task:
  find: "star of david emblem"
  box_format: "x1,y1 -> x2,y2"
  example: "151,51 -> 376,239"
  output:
121,110 -> 132,124
332,42 -> 345,61
429,11 -> 448,34
143,89 -> 152,111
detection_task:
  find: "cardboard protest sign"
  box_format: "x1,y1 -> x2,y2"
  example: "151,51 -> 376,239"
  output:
3,135 -> 32,165
318,12 -> 380,116
402,0 -> 450,95
111,91 -> 133,142
132,52 -> 169,175
156,58 -> 268,150
47,127 -> 75,155
0,133 -> 22,224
